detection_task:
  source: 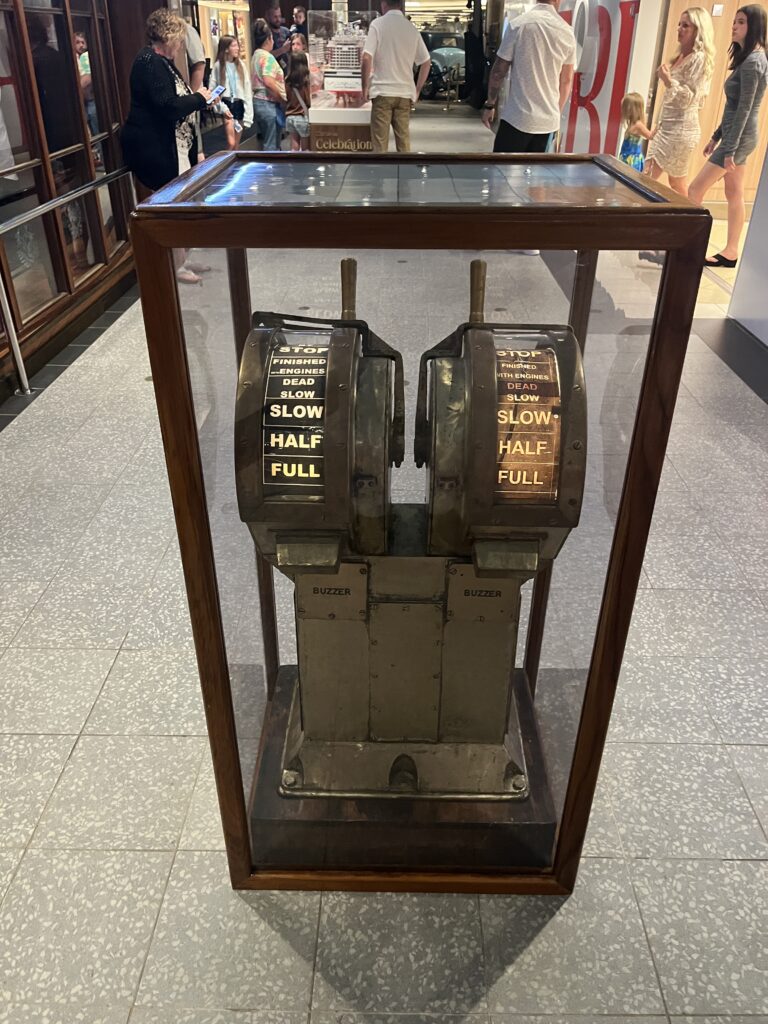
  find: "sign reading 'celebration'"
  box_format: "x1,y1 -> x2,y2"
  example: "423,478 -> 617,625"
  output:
495,348 -> 561,503
262,341 -> 328,498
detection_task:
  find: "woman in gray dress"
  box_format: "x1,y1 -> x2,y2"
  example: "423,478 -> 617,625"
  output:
689,5 -> 768,267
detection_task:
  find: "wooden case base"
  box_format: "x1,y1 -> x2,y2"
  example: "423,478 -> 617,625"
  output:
248,666 -> 556,874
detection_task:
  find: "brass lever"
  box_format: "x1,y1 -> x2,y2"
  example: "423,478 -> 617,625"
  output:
341,258 -> 357,320
469,259 -> 487,324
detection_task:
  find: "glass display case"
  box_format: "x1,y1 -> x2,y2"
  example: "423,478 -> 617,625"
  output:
132,152 -> 710,894
1,0 -> 132,393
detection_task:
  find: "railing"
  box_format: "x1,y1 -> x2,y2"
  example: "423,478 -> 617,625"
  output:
0,167 -> 133,396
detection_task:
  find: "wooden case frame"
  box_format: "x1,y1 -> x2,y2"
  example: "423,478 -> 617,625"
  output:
131,151 -> 710,895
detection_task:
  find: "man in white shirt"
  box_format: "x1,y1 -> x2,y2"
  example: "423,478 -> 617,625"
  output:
361,0 -> 431,153
481,0 -> 576,153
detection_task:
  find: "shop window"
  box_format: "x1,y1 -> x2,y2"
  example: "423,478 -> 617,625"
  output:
62,190 -> 102,282
94,15 -> 119,131
0,12 -> 33,168
25,9 -> 84,155
22,1 -> 64,9
0,168 -> 61,320
51,147 -> 89,196
96,179 -> 126,256
71,15 -> 106,140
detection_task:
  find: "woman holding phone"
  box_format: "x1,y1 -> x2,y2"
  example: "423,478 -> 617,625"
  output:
209,35 -> 253,150
121,9 -> 215,282
689,5 -> 768,267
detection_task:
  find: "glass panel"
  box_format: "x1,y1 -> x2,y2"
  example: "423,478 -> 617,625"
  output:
94,15 -> 119,130
22,0 -> 64,8
97,179 -> 125,255
71,15 -> 103,139
0,11 -> 33,167
0,168 -> 60,319
62,190 -> 102,281
170,232 -> 660,875
26,9 -> 84,154
187,158 -> 657,208
51,148 -> 88,196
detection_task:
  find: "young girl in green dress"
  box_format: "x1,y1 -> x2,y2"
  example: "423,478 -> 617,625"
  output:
619,93 -> 652,171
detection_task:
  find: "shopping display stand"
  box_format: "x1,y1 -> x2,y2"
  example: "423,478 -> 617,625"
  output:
131,153 -> 710,895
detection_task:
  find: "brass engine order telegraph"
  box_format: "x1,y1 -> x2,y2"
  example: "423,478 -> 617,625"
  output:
235,259 -> 587,869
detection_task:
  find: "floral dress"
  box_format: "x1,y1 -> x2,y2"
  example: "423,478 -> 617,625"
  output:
646,50 -> 710,177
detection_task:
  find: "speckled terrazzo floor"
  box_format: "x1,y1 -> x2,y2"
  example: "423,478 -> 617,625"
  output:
0,238 -> 766,1023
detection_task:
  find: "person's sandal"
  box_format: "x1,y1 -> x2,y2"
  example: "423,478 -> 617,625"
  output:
704,253 -> 737,268
176,267 -> 202,285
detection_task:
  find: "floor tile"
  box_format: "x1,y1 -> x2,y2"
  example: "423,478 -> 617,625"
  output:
642,495 -> 750,589
130,1012 -> 254,1024
0,1007 -> 129,1023
491,1018 -> 666,1024
581,774 -> 623,857
632,859 -> 768,1014
0,1003 -> 129,1019
0,849 -> 22,902
313,1016 -> 487,1024
179,754 -> 225,851
84,649 -> 205,736
31,735 -> 204,850
626,589 -> 768,661
0,580 -> 48,647
0,735 -> 75,847
608,657 -> 720,743
728,745 -> 768,835
482,859 -> 663,1013
604,743 -> 767,859
137,851 -> 318,1011
12,574 -> 156,650
0,649 -> 116,734
314,892 -> 485,1013
0,848 -> 170,1008
672,1018 -> 768,1024
702,656 -> 768,744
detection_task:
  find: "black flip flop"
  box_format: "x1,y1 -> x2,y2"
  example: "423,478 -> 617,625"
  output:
704,253 -> 737,268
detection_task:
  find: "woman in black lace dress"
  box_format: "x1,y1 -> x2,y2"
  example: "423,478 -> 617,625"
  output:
121,10 -> 213,283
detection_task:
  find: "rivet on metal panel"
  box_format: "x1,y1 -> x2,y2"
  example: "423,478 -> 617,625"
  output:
448,567 -> 457,575
359,567 -> 367,574
574,383 -> 582,391
242,381 -> 252,388
478,615 -> 485,622
338,383 -> 348,390
282,770 -> 298,788
572,440 -> 583,450
328,612 -> 336,619
510,774 -> 527,793
371,639 -> 378,646
297,607 -> 305,614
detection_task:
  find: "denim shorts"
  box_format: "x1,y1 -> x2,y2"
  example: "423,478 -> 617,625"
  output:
286,114 -> 310,139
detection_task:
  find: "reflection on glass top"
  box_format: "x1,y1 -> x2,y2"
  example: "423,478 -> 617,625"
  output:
186,160 -> 654,208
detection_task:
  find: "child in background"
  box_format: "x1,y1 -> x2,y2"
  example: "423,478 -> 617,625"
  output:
619,93 -> 653,171
285,52 -> 311,151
